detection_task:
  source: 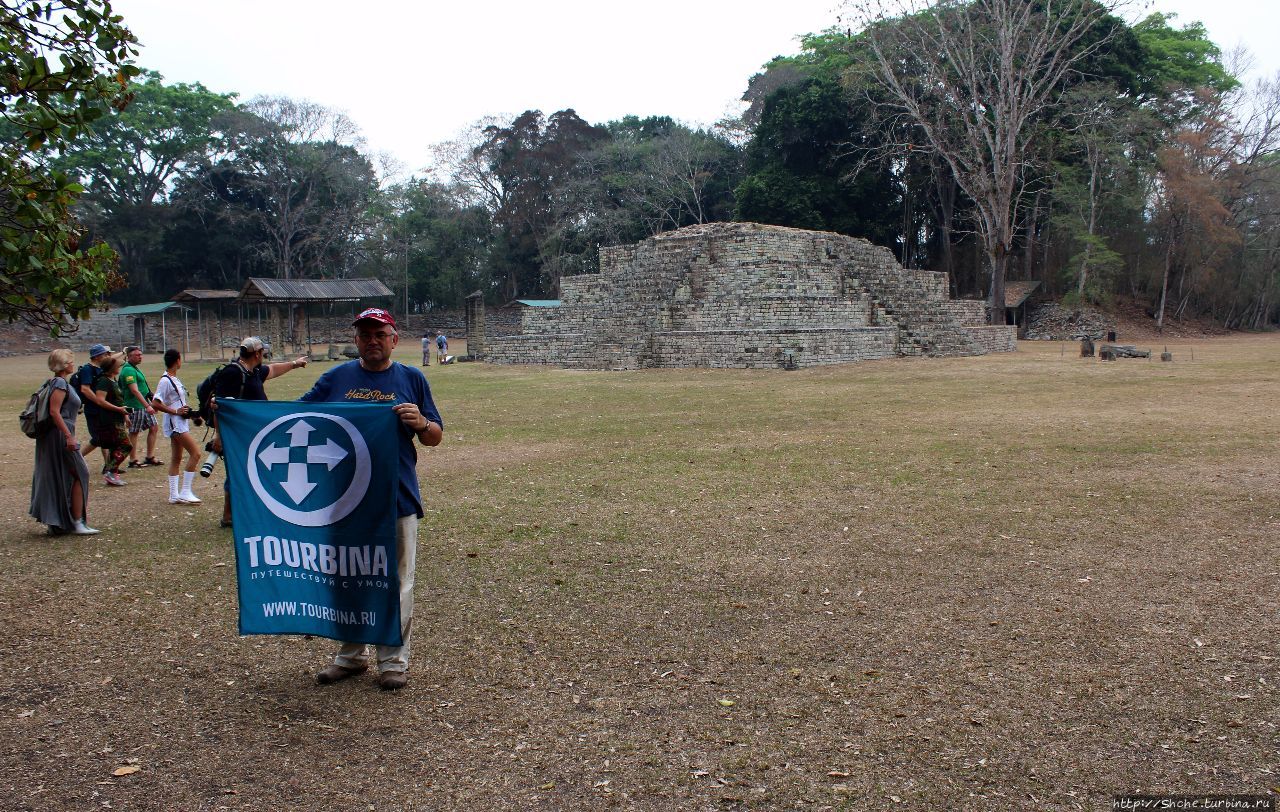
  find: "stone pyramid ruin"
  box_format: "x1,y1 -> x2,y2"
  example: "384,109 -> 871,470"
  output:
483,222 -> 1016,369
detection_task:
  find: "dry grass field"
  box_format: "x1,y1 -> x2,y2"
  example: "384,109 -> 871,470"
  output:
0,335 -> 1276,811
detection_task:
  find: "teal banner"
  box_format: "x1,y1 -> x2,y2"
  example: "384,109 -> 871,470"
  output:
217,400 -> 401,645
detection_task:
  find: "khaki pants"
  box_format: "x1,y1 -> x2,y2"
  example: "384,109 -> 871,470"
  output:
332,514 -> 418,673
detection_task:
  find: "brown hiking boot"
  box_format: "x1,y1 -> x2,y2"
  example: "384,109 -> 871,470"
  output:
377,671 -> 408,691
315,663 -> 367,685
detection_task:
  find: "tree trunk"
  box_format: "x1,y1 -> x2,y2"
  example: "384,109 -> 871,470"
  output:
1076,240 -> 1093,300
930,163 -> 957,295
1040,195 -> 1054,286
988,246 -> 1008,326
1156,237 -> 1172,330
1077,158 -> 1100,300
1024,190 -> 1040,281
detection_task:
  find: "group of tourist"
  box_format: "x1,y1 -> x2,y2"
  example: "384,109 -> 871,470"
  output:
27,337 -> 310,535
29,309 -> 442,690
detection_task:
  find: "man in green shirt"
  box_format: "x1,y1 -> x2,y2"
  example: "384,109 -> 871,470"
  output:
120,346 -> 161,467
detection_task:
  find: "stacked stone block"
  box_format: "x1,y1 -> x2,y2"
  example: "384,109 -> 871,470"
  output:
943,299 -> 989,327
484,222 -> 1016,369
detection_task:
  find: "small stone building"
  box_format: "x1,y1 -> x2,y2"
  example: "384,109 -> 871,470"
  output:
483,222 -> 1016,369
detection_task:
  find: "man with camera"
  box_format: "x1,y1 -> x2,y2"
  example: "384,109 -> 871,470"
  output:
209,336 -> 309,527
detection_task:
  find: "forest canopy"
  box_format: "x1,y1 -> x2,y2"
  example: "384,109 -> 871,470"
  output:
6,0 -> 1277,331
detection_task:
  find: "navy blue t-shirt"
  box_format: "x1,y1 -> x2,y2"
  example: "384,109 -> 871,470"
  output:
76,362 -> 102,417
298,360 -> 442,518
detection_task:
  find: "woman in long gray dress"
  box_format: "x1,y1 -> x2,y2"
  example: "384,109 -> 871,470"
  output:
30,349 -> 98,536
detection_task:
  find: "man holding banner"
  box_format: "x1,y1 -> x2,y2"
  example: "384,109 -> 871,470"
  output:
304,307 -> 443,690
218,307 -> 443,692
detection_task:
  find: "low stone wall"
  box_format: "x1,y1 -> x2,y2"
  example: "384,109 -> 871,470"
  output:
480,333 -> 599,367
944,299 -> 989,328
964,325 -> 1019,354
43,304 -> 515,361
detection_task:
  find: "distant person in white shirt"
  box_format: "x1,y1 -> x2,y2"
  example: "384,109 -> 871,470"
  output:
150,349 -> 203,505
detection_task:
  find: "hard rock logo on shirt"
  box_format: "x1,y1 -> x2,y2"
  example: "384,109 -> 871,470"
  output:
344,388 -> 399,402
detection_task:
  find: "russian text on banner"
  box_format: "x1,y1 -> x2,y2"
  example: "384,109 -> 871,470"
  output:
217,400 -> 402,646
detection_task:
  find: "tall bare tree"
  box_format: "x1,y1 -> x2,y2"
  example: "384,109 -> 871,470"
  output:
214,97 -> 373,282
846,0 -> 1125,323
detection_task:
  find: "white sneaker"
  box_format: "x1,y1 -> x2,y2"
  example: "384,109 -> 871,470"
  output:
72,520 -> 100,535
177,492 -> 202,504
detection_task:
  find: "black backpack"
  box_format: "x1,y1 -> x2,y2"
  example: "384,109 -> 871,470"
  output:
195,363 -> 247,423
68,363 -> 101,395
67,364 -> 102,415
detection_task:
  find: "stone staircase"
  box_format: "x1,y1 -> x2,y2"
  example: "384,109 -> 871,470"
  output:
836,243 -> 983,358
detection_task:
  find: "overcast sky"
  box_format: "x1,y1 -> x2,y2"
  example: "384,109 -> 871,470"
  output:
112,0 -> 1279,178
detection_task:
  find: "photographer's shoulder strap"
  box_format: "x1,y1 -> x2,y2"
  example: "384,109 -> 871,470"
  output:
163,373 -> 185,407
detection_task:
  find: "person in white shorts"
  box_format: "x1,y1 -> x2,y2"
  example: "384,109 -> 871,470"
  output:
150,348 -> 203,505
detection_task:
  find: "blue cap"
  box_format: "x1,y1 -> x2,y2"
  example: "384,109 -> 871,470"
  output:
88,343 -> 111,358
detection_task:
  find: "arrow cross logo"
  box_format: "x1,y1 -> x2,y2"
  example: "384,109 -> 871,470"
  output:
255,418 -> 351,506
246,412 -> 370,527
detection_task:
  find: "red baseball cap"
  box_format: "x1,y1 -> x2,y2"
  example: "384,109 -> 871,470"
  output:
352,307 -> 396,327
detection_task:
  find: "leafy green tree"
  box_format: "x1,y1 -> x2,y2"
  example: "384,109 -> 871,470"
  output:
53,70 -> 236,299
1048,84 -> 1145,304
1131,13 -> 1238,105
735,32 -> 911,259
401,182 -> 495,308
583,116 -> 739,242
210,97 -> 378,282
0,0 -> 139,333
353,180 -> 498,311
1019,10 -> 1236,306
472,109 -> 608,298
56,71 -> 236,209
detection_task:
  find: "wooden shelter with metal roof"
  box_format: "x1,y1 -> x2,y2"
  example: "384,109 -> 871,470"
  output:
112,301 -> 192,354
238,278 -> 393,302
235,277 -> 395,356
159,279 -> 396,360
1003,280 -> 1042,336
171,289 -> 239,360
502,298 -> 563,309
